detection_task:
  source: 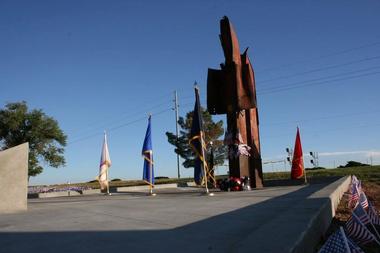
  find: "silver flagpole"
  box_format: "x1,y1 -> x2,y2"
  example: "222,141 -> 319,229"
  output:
149,156 -> 156,196
106,168 -> 111,195
105,130 -> 111,196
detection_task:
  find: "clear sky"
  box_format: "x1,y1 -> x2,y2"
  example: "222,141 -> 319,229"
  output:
1,0 -> 380,185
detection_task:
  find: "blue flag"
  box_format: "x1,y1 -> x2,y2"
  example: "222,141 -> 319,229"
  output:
189,86 -> 206,185
142,115 -> 154,186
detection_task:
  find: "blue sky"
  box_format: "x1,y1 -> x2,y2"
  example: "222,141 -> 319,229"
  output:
1,1 -> 380,185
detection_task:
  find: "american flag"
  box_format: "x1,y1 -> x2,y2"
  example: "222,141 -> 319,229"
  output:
345,213 -> 377,245
349,184 -> 360,208
318,227 -> 350,253
368,201 -> 380,226
347,237 -> 365,253
358,192 -> 369,209
352,175 -> 359,183
351,175 -> 362,191
353,203 -> 370,225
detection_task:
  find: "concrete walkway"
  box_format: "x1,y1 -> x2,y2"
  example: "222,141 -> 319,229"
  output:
0,177 -> 349,253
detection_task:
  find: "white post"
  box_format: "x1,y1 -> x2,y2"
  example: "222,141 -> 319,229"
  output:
106,168 -> 110,195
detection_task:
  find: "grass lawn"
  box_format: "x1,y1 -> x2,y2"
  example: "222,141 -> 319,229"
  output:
264,165 -> 380,184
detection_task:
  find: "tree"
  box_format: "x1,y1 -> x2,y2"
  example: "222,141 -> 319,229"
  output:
166,107 -> 226,169
0,101 -> 67,178
338,161 -> 370,168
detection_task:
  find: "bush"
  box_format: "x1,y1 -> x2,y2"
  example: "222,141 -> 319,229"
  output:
305,167 -> 326,171
154,176 -> 169,180
338,161 -> 370,168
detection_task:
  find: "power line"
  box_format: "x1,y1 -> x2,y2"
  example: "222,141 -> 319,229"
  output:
70,99 -> 172,139
257,55 -> 380,84
67,67 -> 378,145
68,108 -> 172,145
262,122 -> 380,139
67,40 -> 380,144
258,70 -> 380,95
258,65 -> 380,92
263,109 -> 380,127
258,40 -> 380,73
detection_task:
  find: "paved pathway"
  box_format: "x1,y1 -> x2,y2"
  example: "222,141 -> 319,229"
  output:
0,178 -> 344,253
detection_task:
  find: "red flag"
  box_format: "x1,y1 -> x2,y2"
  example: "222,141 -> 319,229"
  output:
291,127 -> 304,179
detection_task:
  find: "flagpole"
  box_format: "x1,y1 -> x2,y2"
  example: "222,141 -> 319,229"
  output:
147,114 -> 156,196
192,84 -> 213,196
105,131 -> 111,196
149,152 -> 156,196
106,167 -> 110,195
150,160 -> 153,195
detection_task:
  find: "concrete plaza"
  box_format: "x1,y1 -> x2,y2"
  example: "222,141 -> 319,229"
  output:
0,177 -> 349,253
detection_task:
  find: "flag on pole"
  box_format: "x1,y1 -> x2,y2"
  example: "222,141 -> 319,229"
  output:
142,115 -> 154,186
189,86 -> 207,185
98,132 -> 111,191
352,176 -> 360,190
318,227 -> 351,253
291,127 -> 304,180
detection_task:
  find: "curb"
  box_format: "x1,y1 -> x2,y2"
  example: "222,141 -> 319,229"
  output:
290,175 -> 351,253
28,182 -> 190,199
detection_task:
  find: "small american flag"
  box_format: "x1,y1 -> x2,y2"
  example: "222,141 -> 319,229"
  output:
353,203 -> 370,225
318,227 -> 350,253
368,201 -> 380,226
345,213 -> 377,245
358,192 -> 369,209
349,184 -> 360,209
351,176 -> 362,191
352,175 -> 359,183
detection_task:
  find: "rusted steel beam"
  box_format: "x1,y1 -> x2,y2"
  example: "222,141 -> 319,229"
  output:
207,16 -> 263,188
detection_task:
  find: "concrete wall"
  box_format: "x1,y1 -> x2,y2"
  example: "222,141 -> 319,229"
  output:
0,143 -> 29,213
291,175 -> 351,253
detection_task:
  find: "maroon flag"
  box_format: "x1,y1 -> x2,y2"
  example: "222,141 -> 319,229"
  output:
291,127 -> 304,180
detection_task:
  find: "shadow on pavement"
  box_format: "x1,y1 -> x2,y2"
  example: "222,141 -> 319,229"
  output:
1,179 -> 339,253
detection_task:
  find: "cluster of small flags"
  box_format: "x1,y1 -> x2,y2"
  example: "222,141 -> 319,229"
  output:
319,175 -> 380,252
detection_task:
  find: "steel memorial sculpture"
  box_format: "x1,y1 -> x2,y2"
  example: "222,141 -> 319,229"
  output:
207,16 -> 263,188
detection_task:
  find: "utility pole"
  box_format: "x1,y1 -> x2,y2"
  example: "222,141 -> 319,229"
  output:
310,151 -> 319,168
173,90 -> 181,178
286,147 -> 293,168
